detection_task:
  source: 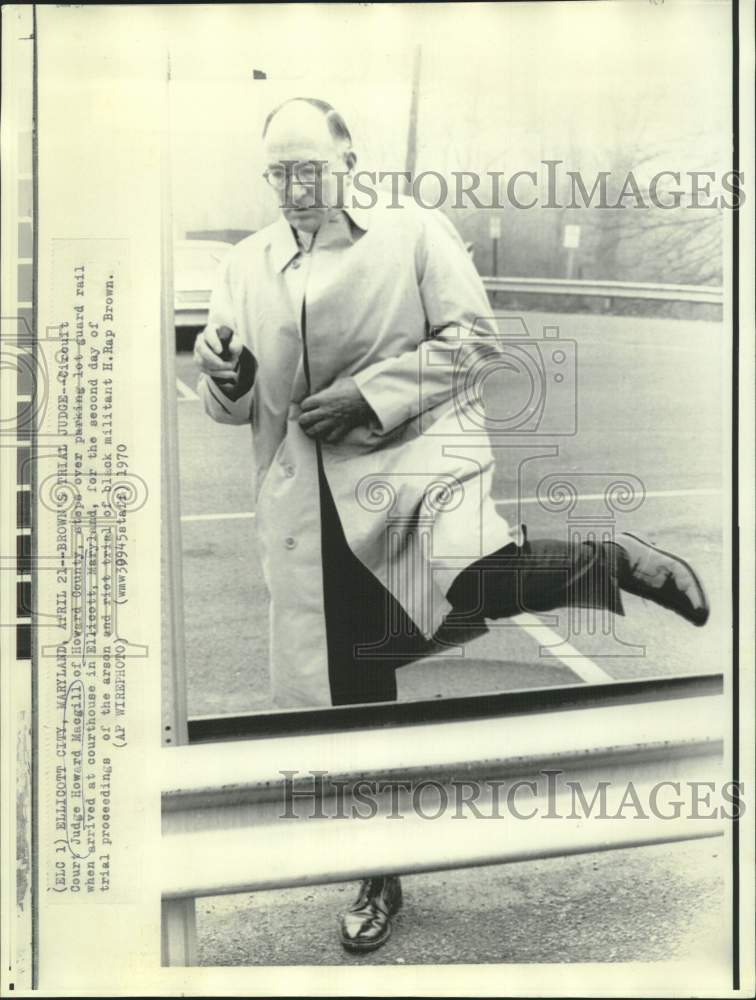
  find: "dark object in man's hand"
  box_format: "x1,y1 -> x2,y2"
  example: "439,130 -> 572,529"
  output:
212,326 -> 258,400
217,326 -> 234,362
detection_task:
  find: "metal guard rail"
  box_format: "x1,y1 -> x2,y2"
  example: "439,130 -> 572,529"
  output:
482,276 -> 723,305
160,673 -> 725,964
162,674 -> 724,896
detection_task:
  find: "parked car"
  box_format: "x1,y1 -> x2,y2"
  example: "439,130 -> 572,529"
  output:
174,238 -> 233,332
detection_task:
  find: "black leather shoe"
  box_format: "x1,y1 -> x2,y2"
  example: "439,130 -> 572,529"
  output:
616,532 -> 709,626
339,875 -> 403,953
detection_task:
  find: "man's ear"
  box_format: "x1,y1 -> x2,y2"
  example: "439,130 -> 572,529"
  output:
343,150 -> 357,173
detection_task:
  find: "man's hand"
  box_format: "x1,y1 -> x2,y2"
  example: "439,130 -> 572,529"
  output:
194,325 -> 256,400
298,377 -> 375,443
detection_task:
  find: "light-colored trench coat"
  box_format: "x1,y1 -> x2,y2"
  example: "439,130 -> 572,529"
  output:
199,195 -> 518,707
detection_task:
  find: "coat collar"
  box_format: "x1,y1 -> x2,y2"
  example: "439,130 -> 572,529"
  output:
344,201 -> 371,234
267,202 -> 371,273
268,216 -> 300,273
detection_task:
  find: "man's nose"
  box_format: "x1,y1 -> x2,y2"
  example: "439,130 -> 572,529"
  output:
290,181 -> 313,205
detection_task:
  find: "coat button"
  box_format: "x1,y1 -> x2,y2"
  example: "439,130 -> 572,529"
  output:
284,536 -> 297,549
290,259 -> 301,270
284,464 -> 296,478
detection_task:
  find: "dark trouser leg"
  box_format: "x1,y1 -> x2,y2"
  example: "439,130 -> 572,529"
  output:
447,534 -> 624,621
318,457 -> 428,706
318,461 -> 406,952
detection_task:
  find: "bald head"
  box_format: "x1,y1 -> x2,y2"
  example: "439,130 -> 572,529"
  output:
262,98 -> 356,234
263,97 -> 352,147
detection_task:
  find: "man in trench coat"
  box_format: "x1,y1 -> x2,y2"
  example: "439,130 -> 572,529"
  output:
194,97 -> 709,953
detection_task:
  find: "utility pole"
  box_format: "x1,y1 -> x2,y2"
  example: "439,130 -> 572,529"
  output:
490,216 -> 501,276
404,45 -> 421,195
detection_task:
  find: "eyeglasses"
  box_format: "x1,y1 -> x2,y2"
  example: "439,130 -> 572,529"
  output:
262,161 -> 329,190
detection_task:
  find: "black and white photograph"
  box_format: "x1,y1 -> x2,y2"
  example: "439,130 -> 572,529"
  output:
1,2 -> 754,996
162,0 -> 743,973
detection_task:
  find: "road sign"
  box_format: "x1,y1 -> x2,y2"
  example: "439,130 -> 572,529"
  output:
489,217 -> 502,240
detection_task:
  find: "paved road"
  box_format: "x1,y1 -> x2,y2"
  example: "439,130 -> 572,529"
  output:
196,839 -> 726,967
170,309 -> 728,969
173,310 -> 726,717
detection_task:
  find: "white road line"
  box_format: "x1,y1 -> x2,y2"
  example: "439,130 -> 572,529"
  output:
176,377 -> 199,401
181,511 -> 256,523
513,612 -> 611,683
180,486 -> 722,524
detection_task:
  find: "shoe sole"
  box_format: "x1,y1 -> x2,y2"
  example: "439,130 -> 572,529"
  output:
620,532 -> 710,627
